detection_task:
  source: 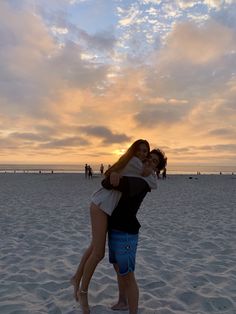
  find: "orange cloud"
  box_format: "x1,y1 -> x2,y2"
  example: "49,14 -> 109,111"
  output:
159,20 -> 236,65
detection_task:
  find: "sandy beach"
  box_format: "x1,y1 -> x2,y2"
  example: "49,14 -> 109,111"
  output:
0,173 -> 235,314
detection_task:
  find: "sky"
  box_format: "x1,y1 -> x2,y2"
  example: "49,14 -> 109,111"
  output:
0,0 -> 236,166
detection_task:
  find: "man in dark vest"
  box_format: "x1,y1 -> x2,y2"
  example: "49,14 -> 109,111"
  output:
102,149 -> 167,313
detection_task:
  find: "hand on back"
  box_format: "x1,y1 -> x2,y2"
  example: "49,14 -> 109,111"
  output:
110,172 -> 121,187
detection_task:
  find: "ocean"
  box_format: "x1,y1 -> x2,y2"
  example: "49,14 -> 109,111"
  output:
0,164 -> 235,175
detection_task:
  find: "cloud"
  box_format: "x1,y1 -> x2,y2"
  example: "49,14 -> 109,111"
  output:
76,28 -> 116,52
0,130 -> 90,151
163,143 -> 236,159
203,0 -> 235,10
134,101 -> 190,126
8,132 -> 47,142
199,143 -> 236,152
0,2 -> 57,115
160,19 -> 236,65
207,128 -> 236,138
79,125 -> 132,144
143,18 -> 236,102
49,40 -> 108,88
0,1 -> 110,120
40,136 -> 90,148
117,4 -> 141,27
175,1 -> 198,9
36,0 -> 116,53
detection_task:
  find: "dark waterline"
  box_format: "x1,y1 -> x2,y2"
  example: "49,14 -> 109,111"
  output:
0,164 -> 235,175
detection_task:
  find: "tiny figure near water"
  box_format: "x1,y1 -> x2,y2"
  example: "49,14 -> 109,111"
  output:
85,164 -> 89,178
88,166 -> 93,179
100,163 -> 104,176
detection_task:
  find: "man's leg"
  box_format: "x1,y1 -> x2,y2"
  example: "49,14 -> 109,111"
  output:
108,229 -> 139,313
120,272 -> 139,314
111,264 -> 128,311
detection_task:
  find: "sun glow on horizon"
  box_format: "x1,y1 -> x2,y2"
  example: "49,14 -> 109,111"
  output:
113,148 -> 127,156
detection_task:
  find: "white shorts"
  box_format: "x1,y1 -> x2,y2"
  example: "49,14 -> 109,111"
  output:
91,187 -> 121,216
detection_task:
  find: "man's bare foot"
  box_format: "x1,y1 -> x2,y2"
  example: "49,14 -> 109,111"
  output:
78,290 -> 90,314
70,276 -> 79,302
111,301 -> 128,311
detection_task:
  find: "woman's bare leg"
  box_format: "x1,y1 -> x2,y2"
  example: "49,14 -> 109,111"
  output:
78,203 -> 108,313
71,243 -> 93,301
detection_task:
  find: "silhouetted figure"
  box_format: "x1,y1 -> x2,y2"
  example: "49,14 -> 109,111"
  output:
156,169 -> 160,179
162,167 -> 167,180
100,163 -> 104,176
85,164 -> 89,178
88,166 -> 93,179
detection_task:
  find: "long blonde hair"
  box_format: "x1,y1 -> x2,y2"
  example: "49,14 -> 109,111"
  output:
105,139 -> 150,177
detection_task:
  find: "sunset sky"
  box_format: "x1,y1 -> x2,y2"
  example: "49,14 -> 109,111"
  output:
1,0 -> 236,166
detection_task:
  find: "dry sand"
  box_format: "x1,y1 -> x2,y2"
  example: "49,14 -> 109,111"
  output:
0,173 -> 235,314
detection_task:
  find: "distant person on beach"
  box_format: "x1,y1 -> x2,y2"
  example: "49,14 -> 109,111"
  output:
85,164 -> 89,178
88,166 -> 93,179
100,163 -> 104,176
71,140 -> 166,313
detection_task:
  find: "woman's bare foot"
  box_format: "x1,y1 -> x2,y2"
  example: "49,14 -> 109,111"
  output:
78,290 -> 90,314
111,300 -> 128,311
70,276 -> 79,302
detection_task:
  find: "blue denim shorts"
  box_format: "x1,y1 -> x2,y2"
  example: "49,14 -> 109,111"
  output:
108,229 -> 139,276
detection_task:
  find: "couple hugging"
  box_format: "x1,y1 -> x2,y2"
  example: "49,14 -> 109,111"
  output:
71,139 -> 167,314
